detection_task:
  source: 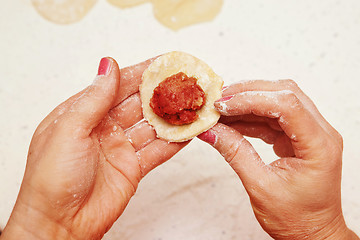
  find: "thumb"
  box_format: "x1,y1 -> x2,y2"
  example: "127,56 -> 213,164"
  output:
61,57 -> 120,136
198,123 -> 269,187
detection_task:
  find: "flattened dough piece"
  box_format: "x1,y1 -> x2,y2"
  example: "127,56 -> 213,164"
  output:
31,0 -> 97,24
152,0 -> 223,30
140,51 -> 223,142
107,0 -> 148,8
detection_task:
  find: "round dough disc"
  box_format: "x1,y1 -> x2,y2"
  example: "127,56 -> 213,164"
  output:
31,0 -> 97,24
140,51 -> 223,142
107,0 -> 148,8
152,0 -> 223,30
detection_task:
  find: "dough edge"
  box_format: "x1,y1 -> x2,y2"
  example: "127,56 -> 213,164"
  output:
31,0 -> 97,24
140,51 -> 223,142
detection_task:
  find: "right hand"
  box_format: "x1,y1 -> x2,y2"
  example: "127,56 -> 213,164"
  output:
198,80 -> 359,240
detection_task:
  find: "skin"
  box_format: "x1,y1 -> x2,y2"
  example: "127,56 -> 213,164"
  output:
1,57 -> 188,240
1,58 -> 358,239
198,80 -> 359,240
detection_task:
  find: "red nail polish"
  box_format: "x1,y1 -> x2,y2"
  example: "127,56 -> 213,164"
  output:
216,95 -> 234,102
198,130 -> 217,145
98,58 -> 111,76
222,86 -> 229,91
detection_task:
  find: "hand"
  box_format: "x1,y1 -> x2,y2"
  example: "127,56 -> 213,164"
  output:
199,80 -> 359,240
2,57 -> 188,240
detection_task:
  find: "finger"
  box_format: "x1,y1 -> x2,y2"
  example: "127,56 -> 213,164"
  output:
220,114 -> 267,124
222,79 -> 335,136
124,120 -> 157,151
269,157 -> 302,171
60,57 -> 121,137
273,133 -> 295,157
136,139 -> 189,177
114,57 -> 157,106
215,91 -> 325,159
35,89 -> 86,135
96,115 -> 141,188
227,121 -> 281,144
223,121 -> 294,157
109,93 -> 143,130
38,56 -> 155,136
220,114 -> 282,131
198,123 -> 269,189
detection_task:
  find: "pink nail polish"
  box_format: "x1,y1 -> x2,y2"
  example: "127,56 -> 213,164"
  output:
198,130 -> 217,145
98,58 -> 111,76
216,95 -> 234,102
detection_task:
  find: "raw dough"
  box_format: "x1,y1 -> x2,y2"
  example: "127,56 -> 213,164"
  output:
107,0 -> 148,8
31,0 -> 223,29
140,51 -> 223,142
152,0 -> 223,30
31,0 -> 97,24
107,0 -> 223,30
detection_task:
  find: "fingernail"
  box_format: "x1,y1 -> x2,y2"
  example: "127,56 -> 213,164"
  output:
98,57 -> 111,76
216,95 -> 234,102
222,86 -> 229,91
198,130 -> 217,145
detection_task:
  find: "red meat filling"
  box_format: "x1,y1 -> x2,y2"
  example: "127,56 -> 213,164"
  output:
150,72 -> 206,125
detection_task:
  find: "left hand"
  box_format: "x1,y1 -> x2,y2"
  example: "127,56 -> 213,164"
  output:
199,80 -> 356,239
2,57 -> 188,240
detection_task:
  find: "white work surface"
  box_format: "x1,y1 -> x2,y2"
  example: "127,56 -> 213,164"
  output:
1,1 -> 360,239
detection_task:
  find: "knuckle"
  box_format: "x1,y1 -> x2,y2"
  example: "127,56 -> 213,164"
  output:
323,126 -> 344,155
280,79 -> 300,91
337,133 -> 344,149
283,92 -> 302,108
316,135 -> 343,167
325,140 -> 343,166
332,130 -> 344,152
51,119 -> 67,133
225,142 -> 241,165
279,78 -> 296,85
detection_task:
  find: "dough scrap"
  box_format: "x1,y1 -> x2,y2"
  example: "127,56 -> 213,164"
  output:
140,51 -> 223,142
107,0 -> 148,8
31,0 -> 223,29
31,0 -> 97,24
152,0 -> 223,30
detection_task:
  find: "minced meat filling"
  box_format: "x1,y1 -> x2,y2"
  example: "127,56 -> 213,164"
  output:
150,72 -> 206,125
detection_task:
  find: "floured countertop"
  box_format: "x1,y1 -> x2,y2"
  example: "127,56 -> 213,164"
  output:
0,1 -> 360,239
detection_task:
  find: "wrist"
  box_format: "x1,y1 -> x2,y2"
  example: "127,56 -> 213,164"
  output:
1,204 -> 78,240
308,216 -> 355,240
270,213 -> 358,240
346,229 -> 360,240
289,214 -> 357,240
2,221 -> 73,240
318,226 -> 359,240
